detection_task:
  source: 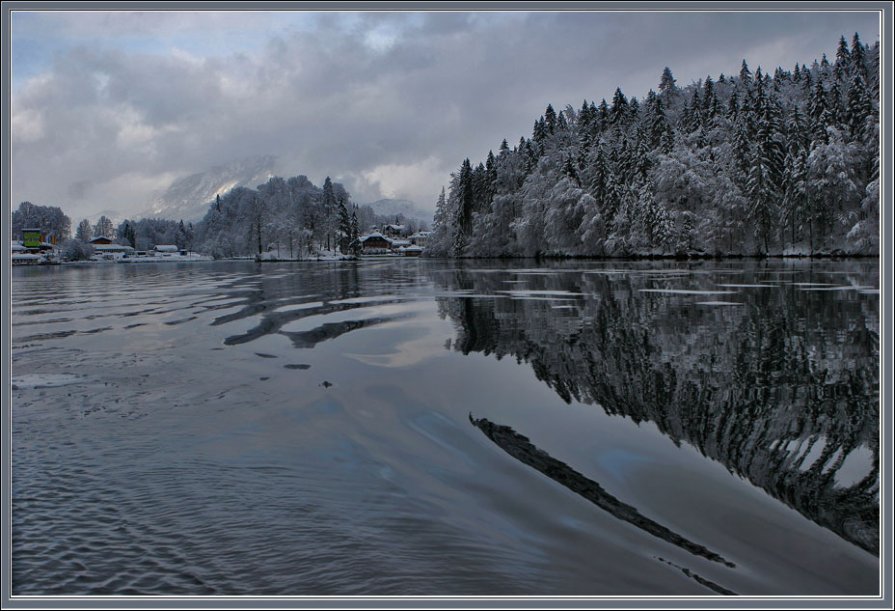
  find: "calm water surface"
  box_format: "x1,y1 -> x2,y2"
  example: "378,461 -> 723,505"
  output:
11,259 -> 880,596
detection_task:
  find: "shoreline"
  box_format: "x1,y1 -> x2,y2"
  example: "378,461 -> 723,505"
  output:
11,253 -> 881,270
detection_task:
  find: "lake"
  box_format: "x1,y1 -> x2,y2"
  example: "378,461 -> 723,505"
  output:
10,259 -> 880,596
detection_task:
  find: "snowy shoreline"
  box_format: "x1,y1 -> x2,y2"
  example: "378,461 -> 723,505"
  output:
434,252 -> 880,261
14,252 -> 878,271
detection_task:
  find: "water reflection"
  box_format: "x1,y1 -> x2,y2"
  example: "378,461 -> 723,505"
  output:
435,262 -> 879,555
470,415 -> 736,572
11,260 -> 879,595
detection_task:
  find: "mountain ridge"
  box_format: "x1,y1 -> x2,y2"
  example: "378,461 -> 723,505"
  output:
140,155 -> 278,222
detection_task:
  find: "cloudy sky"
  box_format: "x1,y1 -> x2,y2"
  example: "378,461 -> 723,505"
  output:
11,9 -> 880,221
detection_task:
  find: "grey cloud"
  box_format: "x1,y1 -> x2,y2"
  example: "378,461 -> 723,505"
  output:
11,11 -> 879,221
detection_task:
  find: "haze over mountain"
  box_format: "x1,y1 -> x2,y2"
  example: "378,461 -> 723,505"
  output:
137,156 -> 432,227
359,198 -> 433,225
140,155 -> 278,222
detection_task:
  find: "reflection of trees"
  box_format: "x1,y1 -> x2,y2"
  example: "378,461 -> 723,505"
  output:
206,263 -> 419,347
435,263 -> 880,555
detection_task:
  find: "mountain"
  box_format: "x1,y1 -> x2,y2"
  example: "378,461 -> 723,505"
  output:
361,198 -> 433,225
141,155 -> 277,222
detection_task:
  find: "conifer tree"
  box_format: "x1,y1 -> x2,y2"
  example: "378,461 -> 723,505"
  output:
544,104 -> 557,133
658,67 -> 677,95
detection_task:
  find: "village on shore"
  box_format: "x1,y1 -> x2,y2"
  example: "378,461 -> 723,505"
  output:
11,223 -> 433,266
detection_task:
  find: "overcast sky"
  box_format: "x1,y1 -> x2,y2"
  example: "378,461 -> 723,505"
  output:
10,9 -> 880,221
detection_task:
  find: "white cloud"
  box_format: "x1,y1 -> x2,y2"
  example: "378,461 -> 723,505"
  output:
362,156 -> 448,206
11,107 -> 45,143
10,11 -> 880,220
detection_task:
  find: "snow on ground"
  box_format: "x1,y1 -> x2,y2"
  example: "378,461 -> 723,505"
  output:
255,250 -> 355,262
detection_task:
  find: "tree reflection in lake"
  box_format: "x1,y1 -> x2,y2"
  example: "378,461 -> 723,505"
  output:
433,261 -> 879,555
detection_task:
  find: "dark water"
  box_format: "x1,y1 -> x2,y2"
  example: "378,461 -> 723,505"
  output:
10,259 -> 880,596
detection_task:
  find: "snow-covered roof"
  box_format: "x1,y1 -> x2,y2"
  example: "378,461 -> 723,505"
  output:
410,231 -> 432,238
11,241 -> 26,251
391,239 -> 411,247
93,244 -> 133,251
154,244 -> 179,252
359,233 -> 391,243
89,236 -> 114,244
399,245 -> 423,251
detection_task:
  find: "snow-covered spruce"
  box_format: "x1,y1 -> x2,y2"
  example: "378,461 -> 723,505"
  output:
428,34 -> 880,258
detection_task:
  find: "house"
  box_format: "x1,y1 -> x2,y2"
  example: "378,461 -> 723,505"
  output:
89,236 -> 134,259
399,245 -> 423,257
11,241 -> 42,265
13,233 -> 58,265
21,229 -> 55,252
357,233 -> 393,254
154,244 -> 180,255
409,231 -> 432,247
383,224 -> 410,239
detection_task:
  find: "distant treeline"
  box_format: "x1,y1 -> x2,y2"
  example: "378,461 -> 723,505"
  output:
193,175 -> 426,259
11,176 -> 428,261
429,34 -> 880,258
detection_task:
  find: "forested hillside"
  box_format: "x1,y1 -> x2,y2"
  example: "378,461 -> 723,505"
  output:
194,175 -> 426,259
429,34 -> 880,258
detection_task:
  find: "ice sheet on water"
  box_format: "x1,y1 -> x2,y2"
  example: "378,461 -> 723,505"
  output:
328,296 -> 414,305
274,301 -> 325,313
434,292 -> 502,299
499,290 -> 584,297
716,284 -> 778,288
798,285 -> 876,292
11,373 -> 88,389
511,269 -> 584,275
639,289 -> 738,295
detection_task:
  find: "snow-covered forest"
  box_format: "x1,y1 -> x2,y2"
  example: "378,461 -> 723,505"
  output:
11,201 -> 71,243
429,34 -> 880,258
193,175 -> 425,259
12,175 -> 431,261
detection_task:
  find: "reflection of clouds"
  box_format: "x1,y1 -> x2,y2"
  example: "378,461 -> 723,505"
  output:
834,444 -> 875,489
345,308 -> 453,369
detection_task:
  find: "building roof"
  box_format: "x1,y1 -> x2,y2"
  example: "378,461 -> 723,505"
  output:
11,241 -> 26,251
154,244 -> 179,252
93,244 -> 134,251
359,232 -> 392,243
90,236 -> 114,244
